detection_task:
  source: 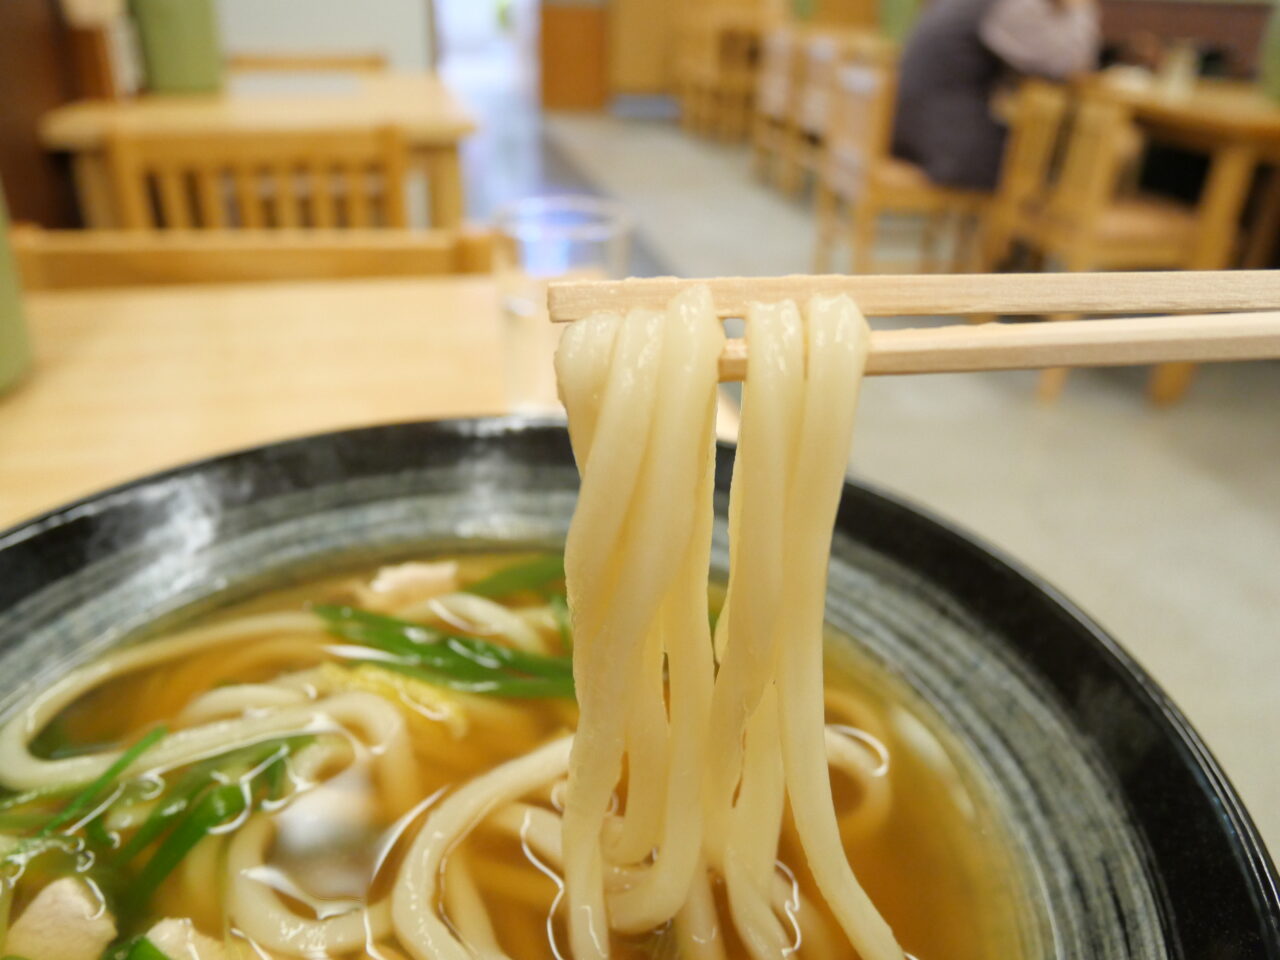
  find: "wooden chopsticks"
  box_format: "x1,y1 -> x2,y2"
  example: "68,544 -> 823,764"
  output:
546,271 -> 1280,380
718,311 -> 1280,380
547,271 -> 1280,321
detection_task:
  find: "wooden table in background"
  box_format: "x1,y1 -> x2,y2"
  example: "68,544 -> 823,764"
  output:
0,276 -> 545,528
39,73 -> 477,229
1088,75 -> 1280,399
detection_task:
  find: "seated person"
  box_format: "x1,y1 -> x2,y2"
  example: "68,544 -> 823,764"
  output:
892,0 -> 1100,190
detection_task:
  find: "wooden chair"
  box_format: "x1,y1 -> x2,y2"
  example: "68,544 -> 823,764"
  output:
1003,96 -> 1199,402
10,226 -> 494,291
782,32 -> 850,194
813,44 -> 986,275
751,25 -> 802,185
105,127 -> 409,230
677,9 -> 761,141
979,80 -> 1071,274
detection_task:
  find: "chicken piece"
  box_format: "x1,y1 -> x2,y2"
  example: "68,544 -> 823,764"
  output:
355,561 -> 459,612
147,917 -> 228,960
5,876 -> 116,960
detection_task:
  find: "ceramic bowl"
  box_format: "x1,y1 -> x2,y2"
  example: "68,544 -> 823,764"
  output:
1,418 -> 1275,957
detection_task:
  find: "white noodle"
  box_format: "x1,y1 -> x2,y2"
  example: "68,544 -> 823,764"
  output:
392,736 -> 573,960
546,288 -> 904,960
227,814 -> 393,956
0,613 -> 326,791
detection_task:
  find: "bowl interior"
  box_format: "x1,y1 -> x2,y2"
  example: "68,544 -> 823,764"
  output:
0,417 -> 1275,958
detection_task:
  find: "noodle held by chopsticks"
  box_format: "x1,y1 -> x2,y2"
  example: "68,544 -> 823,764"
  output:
553,286 -> 903,960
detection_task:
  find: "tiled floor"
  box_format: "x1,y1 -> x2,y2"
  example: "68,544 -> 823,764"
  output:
446,53 -> 1280,854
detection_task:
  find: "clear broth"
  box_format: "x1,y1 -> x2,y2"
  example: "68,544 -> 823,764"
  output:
5,551 -> 1030,960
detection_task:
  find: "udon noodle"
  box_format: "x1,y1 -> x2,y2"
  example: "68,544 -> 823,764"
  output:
549,287 -> 897,960
0,287 -> 1018,960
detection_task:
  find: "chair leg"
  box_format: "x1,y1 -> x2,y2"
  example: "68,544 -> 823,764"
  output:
1036,364 -> 1072,403
751,123 -> 768,177
1036,245 -> 1101,400
851,201 -> 877,275
920,213 -> 945,273
814,183 -> 837,274
1146,362 -> 1197,407
977,210 -> 1009,273
1244,166 -> 1280,269
680,83 -> 696,131
950,212 -> 979,273
1036,311 -> 1075,402
718,92 -> 733,141
753,119 -> 777,180
728,93 -> 746,141
777,131 -> 804,195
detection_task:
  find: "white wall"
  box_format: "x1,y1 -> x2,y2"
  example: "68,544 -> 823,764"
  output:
216,0 -> 433,70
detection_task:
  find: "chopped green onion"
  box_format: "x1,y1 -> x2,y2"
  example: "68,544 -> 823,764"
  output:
315,605 -> 574,698
549,594 -> 573,651
261,750 -> 289,802
39,726 -> 167,838
114,769 -> 209,865
125,940 -> 172,960
318,606 -> 574,676
117,737 -> 307,865
102,936 -> 173,960
316,607 -> 505,680
128,784 -> 245,916
0,881 -> 13,952
464,555 -> 565,599
361,660 -> 575,699
84,816 -> 113,850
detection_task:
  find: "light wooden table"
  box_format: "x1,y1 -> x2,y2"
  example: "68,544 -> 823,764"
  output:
1087,74 -> 1280,399
0,276 -> 530,529
39,73 -> 477,229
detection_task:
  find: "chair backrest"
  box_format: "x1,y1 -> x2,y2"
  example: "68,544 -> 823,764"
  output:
821,39 -> 899,193
752,26 -> 793,119
994,80 -> 1070,215
106,127 -> 409,230
798,29 -> 893,137
797,33 -> 844,136
10,227 -> 494,290
756,26 -> 799,118
1045,96 -> 1137,231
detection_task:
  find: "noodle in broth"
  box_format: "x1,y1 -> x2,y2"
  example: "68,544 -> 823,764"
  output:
0,288 -> 1025,960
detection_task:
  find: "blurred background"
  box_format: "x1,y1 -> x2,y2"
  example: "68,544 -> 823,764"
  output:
0,0 -> 1276,849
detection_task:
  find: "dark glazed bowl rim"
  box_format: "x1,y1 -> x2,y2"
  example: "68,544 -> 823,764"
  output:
0,415 -> 1276,957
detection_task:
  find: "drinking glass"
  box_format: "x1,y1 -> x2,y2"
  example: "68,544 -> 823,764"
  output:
494,196 -> 631,413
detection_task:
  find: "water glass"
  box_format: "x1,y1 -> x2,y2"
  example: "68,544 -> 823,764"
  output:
494,196 -> 631,413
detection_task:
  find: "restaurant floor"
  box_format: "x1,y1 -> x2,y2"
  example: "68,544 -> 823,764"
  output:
444,51 -> 1280,853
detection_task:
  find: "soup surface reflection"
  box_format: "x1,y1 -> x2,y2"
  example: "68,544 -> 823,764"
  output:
0,551 -> 1029,960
